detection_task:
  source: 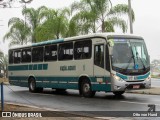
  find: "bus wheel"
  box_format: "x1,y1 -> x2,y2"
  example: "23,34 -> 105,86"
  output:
81,79 -> 96,98
29,78 -> 36,92
29,78 -> 43,93
113,91 -> 125,96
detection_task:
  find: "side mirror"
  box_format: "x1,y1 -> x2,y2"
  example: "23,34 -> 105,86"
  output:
108,39 -> 114,47
107,39 -> 114,55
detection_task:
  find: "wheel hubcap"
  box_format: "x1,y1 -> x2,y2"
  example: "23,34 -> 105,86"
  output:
30,81 -> 35,90
83,84 -> 90,93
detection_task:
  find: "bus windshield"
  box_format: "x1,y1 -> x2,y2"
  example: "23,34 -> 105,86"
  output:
111,38 -> 150,74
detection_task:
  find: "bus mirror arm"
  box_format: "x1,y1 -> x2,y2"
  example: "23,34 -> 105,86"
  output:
109,47 -> 113,56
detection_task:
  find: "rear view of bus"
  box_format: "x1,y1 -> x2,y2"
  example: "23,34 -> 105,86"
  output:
108,35 -> 151,95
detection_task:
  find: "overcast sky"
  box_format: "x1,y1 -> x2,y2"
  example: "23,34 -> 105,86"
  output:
0,0 -> 160,61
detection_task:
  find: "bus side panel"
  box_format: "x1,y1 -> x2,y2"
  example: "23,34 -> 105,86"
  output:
34,59 -> 93,89
90,73 -> 111,92
35,76 -> 78,89
8,58 -> 93,90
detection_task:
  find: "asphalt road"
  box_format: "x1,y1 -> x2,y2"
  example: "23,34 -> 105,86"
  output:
2,85 -> 160,111
1,78 -> 160,119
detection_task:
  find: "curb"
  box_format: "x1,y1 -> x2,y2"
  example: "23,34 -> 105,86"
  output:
126,87 -> 160,95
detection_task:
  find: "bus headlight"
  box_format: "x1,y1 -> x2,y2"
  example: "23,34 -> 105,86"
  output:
145,75 -> 151,81
112,74 -> 124,82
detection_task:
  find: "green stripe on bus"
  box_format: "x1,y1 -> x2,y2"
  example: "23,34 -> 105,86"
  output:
116,73 -> 127,79
9,76 -> 112,91
8,64 -> 48,71
32,39 -> 64,46
9,76 -> 111,83
137,72 -> 150,79
116,72 -> 150,80
8,65 -> 28,71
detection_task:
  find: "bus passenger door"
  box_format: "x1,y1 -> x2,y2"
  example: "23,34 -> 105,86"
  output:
93,44 -> 105,91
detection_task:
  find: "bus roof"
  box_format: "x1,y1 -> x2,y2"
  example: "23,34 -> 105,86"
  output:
9,32 -> 143,50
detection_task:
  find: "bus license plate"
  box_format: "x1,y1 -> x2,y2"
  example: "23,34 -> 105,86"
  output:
133,85 -> 140,89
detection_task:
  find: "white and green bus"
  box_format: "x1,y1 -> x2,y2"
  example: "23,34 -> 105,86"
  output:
8,33 -> 151,97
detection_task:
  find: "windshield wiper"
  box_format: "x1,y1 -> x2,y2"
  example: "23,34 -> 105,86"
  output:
135,51 -> 146,71
124,55 -> 135,71
124,47 -> 135,71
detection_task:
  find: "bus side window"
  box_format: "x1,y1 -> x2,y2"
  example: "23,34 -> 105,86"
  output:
22,48 -> 31,63
32,47 -> 43,62
9,50 -> 14,64
44,45 -> 57,61
14,50 -> 21,64
74,40 -> 92,59
58,42 -> 73,60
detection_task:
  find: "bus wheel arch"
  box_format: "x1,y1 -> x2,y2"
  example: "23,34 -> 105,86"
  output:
78,76 -> 96,98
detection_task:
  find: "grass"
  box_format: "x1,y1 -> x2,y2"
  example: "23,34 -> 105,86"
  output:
151,75 -> 160,78
0,78 -> 9,83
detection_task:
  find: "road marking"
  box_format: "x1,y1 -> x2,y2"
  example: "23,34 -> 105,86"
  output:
120,101 -> 160,106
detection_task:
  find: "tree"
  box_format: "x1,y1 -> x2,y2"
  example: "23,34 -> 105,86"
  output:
3,17 -> 31,47
29,6 -> 80,41
151,59 -> 160,66
71,1 -> 97,34
71,0 -> 135,33
35,8 -> 71,40
21,0 -> 33,3
0,51 -> 8,78
22,6 -> 47,43
62,7 -> 80,37
0,0 -> 33,8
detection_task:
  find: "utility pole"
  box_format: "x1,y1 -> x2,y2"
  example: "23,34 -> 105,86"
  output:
1,82 -> 4,111
128,0 -> 133,34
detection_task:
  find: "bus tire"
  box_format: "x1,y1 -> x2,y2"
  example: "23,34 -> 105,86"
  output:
28,77 -> 43,93
113,91 -> 125,96
81,79 -> 96,98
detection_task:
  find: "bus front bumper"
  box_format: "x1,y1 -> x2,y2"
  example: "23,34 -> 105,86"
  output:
112,79 -> 151,92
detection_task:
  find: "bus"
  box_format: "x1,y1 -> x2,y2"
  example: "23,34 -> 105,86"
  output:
8,33 -> 151,97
